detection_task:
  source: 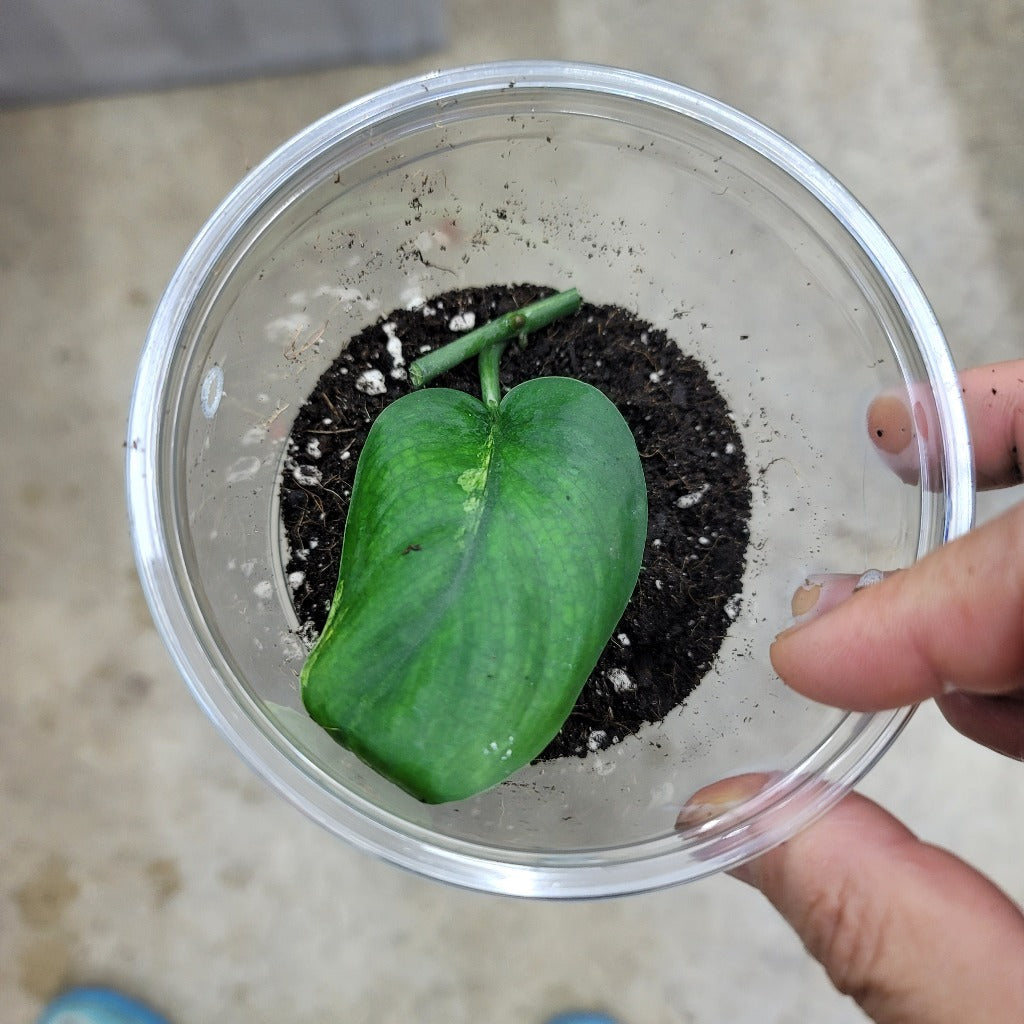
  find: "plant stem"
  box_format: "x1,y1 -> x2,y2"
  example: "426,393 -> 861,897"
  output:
408,288 -> 582,389
478,339 -> 508,412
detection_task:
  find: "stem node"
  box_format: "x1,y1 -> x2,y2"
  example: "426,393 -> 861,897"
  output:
408,288 -> 582,391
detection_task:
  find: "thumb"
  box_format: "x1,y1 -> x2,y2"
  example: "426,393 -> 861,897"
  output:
684,780 -> 1024,1024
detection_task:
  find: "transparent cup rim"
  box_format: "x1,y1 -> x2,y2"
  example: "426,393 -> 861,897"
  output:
126,60 -> 974,898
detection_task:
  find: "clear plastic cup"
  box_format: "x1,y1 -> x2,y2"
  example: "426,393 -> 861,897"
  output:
126,61 -> 973,897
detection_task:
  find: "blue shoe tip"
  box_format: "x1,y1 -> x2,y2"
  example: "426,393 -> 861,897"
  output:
37,986 -> 171,1024
544,1014 -> 622,1024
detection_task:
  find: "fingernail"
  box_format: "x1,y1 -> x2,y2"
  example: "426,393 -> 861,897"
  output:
790,580 -> 822,619
780,569 -> 890,635
675,797 -> 745,831
867,392 -> 923,484
868,393 -> 915,454
675,773 -> 770,830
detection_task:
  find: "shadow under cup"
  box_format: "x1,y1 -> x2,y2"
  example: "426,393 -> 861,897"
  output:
126,62 -> 973,897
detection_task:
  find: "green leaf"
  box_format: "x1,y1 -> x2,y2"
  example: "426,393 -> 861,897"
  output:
301,376 -> 647,803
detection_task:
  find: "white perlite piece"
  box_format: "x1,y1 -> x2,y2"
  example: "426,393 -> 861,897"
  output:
586,730 -> 608,752
606,667 -> 635,693
291,464 -> 321,486
448,311 -> 476,332
355,369 -> 387,395
675,483 -> 710,509
382,322 -> 406,379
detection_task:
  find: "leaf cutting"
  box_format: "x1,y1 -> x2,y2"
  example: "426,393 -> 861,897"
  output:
300,289 -> 648,803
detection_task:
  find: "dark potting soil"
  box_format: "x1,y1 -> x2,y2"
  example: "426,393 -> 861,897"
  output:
280,283 -> 751,761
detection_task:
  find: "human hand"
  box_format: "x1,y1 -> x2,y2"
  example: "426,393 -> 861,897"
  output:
682,360 -> 1024,1023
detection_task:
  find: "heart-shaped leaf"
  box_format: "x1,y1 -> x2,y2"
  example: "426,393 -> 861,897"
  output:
301,371 -> 646,803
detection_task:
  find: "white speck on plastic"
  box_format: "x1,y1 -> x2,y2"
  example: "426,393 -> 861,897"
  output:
448,311 -> 476,332
312,284 -> 371,306
649,780 -> 675,809
265,311 -> 311,345
253,580 -> 273,600
225,456 -> 260,484
201,365 -> 224,419
402,289 -> 427,310
355,369 -> 387,395
279,632 -> 305,662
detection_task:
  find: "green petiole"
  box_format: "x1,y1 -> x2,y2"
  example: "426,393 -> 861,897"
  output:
408,288 -> 582,390
477,338 -> 508,412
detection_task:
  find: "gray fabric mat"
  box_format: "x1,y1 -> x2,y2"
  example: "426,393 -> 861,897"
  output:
1,0 -> 445,104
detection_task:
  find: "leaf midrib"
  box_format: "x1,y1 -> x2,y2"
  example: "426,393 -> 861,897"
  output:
361,405 -> 505,694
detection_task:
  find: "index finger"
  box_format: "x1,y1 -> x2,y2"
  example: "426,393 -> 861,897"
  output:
770,501 -> 1024,708
868,359 -> 1024,489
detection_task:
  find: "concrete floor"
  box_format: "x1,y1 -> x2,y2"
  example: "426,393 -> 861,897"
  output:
2,2 -> 1022,1022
